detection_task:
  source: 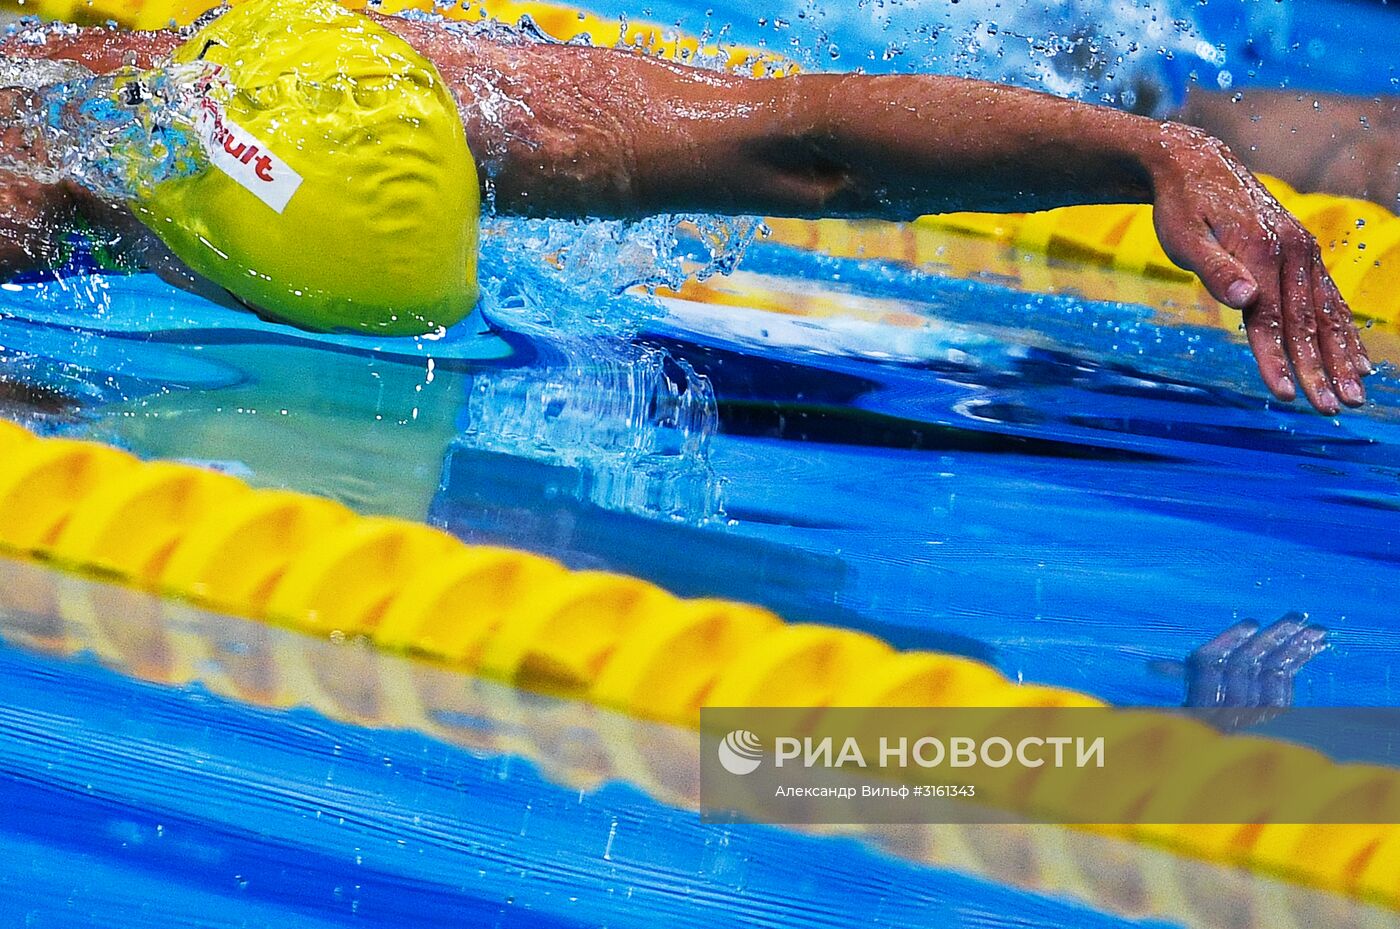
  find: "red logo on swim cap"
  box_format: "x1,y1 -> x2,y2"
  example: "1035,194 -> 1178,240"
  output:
200,97 -> 275,183
191,91 -> 304,214
217,129 -> 275,182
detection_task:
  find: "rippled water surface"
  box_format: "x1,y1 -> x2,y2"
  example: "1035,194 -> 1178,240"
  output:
7,208 -> 1400,929
5,0 -> 1400,925
7,218 -> 1400,708
2,561 -> 1390,928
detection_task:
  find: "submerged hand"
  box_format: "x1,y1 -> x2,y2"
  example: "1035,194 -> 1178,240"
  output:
1148,124 -> 1370,415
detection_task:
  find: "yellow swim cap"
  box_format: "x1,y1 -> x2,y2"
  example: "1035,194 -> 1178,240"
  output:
134,0 -> 480,335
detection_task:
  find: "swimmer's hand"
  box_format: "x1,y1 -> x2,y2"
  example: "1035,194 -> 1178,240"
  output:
383,31 -> 1369,413
1147,124 -> 1369,414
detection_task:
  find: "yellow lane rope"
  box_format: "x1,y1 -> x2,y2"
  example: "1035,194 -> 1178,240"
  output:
2,554 -> 1391,929
2,418 -> 1400,907
0,419 -> 1101,724
0,0 -> 796,74
778,176 -> 1400,325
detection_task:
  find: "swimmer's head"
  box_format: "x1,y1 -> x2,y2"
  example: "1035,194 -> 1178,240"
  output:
132,0 -> 480,335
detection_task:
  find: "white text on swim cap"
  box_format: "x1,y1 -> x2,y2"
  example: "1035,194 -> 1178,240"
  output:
194,96 -> 303,214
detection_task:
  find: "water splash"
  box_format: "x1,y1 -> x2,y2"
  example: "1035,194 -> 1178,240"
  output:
50,71 -> 205,197
478,213 -> 763,337
1,55 -> 210,199
587,0 -> 1209,115
457,336 -> 724,521
398,1 -> 769,524
0,54 -> 89,89
459,212 -> 761,523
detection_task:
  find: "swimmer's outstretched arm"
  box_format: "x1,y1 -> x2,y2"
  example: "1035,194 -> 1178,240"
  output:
0,21 -> 1371,413
390,28 -> 1365,414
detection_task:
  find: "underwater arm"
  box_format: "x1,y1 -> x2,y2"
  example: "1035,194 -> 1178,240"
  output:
396,29 -> 1366,414
0,86 -> 75,272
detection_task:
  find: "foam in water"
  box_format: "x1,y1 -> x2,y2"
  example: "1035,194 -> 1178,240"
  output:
460,212 -> 763,523
415,5 -> 766,525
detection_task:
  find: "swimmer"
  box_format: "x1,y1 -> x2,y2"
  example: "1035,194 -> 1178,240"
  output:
659,0 -> 1400,210
0,0 -> 1373,414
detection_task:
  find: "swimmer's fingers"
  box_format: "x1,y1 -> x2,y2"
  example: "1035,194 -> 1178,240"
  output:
1218,261 -> 1293,406
1220,616 -> 1309,707
1275,224 -> 1342,414
1193,211 -> 1350,413
1185,619 -> 1259,707
1241,298 -> 1297,406
1309,245 -> 1366,406
1316,259 -> 1372,378
1270,219 -> 1371,412
1161,210 -> 1294,403
1332,274 -> 1373,376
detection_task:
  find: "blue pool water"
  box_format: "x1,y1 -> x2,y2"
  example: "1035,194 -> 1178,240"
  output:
0,604 -> 1158,929
6,211 -> 1400,927
9,223 -> 1400,708
6,1 -> 1400,925
0,561 -> 1380,928
581,0 -> 1400,99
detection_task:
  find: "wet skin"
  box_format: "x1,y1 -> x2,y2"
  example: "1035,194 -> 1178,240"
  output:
1182,87 -> 1400,211
0,16 -> 1373,413
1184,614 -> 1329,708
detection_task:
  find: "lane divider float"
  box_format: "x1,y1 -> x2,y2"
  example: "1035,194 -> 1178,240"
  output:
855,176 -> 1400,324
2,551 -> 1389,929
2,419 -> 1400,908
